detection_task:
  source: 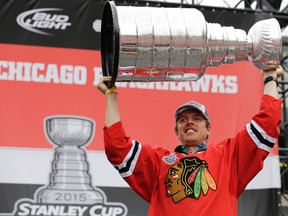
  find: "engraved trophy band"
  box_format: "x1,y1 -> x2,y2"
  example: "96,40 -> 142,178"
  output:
101,1 -> 282,87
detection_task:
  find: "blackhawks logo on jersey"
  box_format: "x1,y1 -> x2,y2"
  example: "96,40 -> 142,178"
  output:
165,156 -> 217,203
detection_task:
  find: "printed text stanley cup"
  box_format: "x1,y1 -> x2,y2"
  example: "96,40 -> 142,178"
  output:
101,2 -> 282,87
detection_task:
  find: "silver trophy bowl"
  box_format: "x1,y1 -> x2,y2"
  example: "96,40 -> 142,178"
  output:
46,116 -> 93,146
101,1 -> 282,87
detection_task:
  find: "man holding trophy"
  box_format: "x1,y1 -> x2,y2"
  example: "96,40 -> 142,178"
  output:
97,1 -> 284,215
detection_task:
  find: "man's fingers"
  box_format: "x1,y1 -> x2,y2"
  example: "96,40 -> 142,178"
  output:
276,65 -> 284,78
101,76 -> 112,82
96,76 -> 113,94
262,64 -> 284,78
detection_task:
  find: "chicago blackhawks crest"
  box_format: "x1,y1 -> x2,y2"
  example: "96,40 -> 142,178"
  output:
165,156 -> 217,203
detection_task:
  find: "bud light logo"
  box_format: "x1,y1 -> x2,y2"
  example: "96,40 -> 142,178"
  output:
16,8 -> 72,36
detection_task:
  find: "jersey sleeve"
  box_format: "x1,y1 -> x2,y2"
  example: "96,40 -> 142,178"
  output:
103,121 -> 168,202
227,94 -> 282,196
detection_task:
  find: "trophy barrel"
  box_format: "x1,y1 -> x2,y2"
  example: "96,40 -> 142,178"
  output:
101,1 -> 209,87
101,1 -> 282,87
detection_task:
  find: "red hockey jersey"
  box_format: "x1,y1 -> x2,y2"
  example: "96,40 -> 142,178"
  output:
104,95 -> 282,216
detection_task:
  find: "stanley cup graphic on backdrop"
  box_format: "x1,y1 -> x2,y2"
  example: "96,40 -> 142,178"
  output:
101,1 -> 282,87
36,116 -> 104,204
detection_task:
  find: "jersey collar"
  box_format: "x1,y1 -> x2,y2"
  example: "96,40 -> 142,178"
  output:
174,143 -> 207,155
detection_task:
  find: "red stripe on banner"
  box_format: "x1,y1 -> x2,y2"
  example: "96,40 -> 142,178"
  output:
0,43 -> 279,155
0,43 -> 103,150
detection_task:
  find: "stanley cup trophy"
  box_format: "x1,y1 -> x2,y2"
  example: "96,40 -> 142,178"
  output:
36,116 -> 104,204
101,1 -> 282,87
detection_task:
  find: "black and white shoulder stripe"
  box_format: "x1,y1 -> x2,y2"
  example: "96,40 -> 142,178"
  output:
113,140 -> 142,178
246,120 -> 276,152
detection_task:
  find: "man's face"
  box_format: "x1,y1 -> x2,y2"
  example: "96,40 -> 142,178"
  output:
175,109 -> 211,147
